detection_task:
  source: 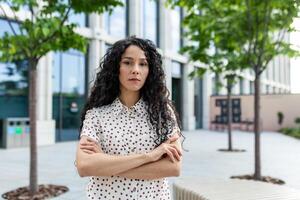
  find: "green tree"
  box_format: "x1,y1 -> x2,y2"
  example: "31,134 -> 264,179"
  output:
169,0 -> 300,180
0,0 -> 122,195
173,1 -> 248,151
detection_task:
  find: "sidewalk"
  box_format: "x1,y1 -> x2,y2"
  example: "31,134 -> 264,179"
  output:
1,130 -> 300,199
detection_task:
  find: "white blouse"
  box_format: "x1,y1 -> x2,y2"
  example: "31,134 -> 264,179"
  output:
80,97 -> 180,200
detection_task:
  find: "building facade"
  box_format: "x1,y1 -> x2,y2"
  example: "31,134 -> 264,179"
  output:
0,0 -> 291,146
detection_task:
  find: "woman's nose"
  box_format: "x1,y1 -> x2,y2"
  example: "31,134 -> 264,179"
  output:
132,63 -> 140,74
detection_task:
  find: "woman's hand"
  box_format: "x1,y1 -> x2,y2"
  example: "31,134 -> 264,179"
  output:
79,137 -> 103,154
147,134 -> 182,163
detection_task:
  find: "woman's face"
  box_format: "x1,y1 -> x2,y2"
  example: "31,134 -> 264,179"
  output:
119,45 -> 149,94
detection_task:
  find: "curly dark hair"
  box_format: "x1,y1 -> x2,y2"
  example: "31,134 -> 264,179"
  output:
79,36 -> 182,146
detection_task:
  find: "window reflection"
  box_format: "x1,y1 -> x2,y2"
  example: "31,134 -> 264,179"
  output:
0,18 -> 27,96
0,18 -> 21,36
53,50 -> 86,97
68,11 -> 86,27
143,0 -> 158,46
103,0 -> 127,38
171,61 -> 182,78
0,60 -> 28,95
170,7 -> 181,53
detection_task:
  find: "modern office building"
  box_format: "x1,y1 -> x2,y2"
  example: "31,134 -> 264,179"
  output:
0,0 -> 291,146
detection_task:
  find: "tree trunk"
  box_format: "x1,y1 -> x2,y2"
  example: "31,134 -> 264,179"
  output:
227,83 -> 233,151
254,69 -> 261,180
29,58 -> 38,194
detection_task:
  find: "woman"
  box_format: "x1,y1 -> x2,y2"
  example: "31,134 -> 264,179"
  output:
76,36 -> 182,200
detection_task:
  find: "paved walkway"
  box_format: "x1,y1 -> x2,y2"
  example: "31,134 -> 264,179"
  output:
1,130 -> 300,199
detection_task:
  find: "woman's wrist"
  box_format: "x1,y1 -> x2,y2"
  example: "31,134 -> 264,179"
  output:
143,152 -> 154,163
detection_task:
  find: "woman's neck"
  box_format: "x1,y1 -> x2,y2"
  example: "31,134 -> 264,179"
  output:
119,91 -> 140,108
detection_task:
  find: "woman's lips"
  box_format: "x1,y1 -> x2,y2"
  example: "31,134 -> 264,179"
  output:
128,78 -> 141,84
129,78 -> 140,81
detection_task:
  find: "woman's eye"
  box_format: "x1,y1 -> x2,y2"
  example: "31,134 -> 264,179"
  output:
123,61 -> 130,65
140,63 -> 148,66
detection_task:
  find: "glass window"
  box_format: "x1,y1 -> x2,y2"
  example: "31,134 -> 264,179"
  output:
212,75 -> 219,95
103,0 -> 127,38
53,49 -> 86,96
143,0 -> 158,46
69,12 -> 86,27
250,80 -> 254,94
272,60 -> 276,81
239,78 -> 244,95
0,18 -> 21,36
0,18 -> 28,118
170,7 -> 182,53
171,61 -> 182,78
0,18 -> 27,96
56,0 -> 86,27
0,60 -> 28,96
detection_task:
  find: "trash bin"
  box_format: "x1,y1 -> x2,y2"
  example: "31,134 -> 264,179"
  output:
0,118 -> 30,148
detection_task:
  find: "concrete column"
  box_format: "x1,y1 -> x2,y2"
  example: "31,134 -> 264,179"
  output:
88,13 -> 101,93
88,40 -> 101,91
128,0 -> 142,37
163,58 -> 173,98
287,57 -> 291,90
159,1 -> 172,97
232,82 -> 239,95
243,78 -> 250,95
182,63 -> 195,130
219,75 -> 227,95
159,1 -> 172,51
261,83 -> 267,94
202,73 -> 212,129
36,53 -> 55,145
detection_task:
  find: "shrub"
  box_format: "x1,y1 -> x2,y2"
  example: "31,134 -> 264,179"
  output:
277,112 -> 284,125
279,127 -> 300,139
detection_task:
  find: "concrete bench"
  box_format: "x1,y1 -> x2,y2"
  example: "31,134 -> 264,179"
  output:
173,177 -> 300,200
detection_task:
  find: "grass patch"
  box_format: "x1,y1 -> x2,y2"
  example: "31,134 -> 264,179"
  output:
279,127 -> 300,139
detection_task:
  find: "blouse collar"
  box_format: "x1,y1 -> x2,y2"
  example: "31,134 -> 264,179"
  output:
111,97 -> 148,117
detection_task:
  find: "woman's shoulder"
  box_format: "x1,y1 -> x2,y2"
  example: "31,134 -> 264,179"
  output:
85,99 -> 119,117
85,106 -> 107,116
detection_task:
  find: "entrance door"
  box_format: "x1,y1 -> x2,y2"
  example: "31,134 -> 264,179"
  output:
52,50 -> 86,142
172,77 -> 182,119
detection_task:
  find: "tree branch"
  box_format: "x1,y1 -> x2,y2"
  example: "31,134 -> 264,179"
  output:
31,4 -> 72,54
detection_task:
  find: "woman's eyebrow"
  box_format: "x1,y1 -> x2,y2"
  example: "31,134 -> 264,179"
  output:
122,57 -> 147,61
122,57 -> 133,60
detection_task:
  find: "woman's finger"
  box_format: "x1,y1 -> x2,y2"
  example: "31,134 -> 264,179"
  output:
165,149 -> 175,163
169,144 -> 182,156
82,149 -> 95,154
87,138 -> 97,142
168,146 -> 181,161
80,145 -> 97,152
80,142 -> 95,146
164,143 -> 182,156
166,134 -> 179,144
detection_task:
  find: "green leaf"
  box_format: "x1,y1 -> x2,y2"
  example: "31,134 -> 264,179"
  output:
42,27 -> 50,36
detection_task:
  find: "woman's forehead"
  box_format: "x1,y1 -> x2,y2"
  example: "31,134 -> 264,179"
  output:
121,45 -> 146,59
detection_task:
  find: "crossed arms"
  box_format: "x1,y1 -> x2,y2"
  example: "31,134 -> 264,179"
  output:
76,133 -> 182,180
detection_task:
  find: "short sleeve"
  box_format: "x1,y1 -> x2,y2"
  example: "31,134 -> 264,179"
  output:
166,104 -> 181,138
80,108 -> 101,143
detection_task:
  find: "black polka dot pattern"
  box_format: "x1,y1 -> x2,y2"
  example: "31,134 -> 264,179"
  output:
80,97 -> 180,200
